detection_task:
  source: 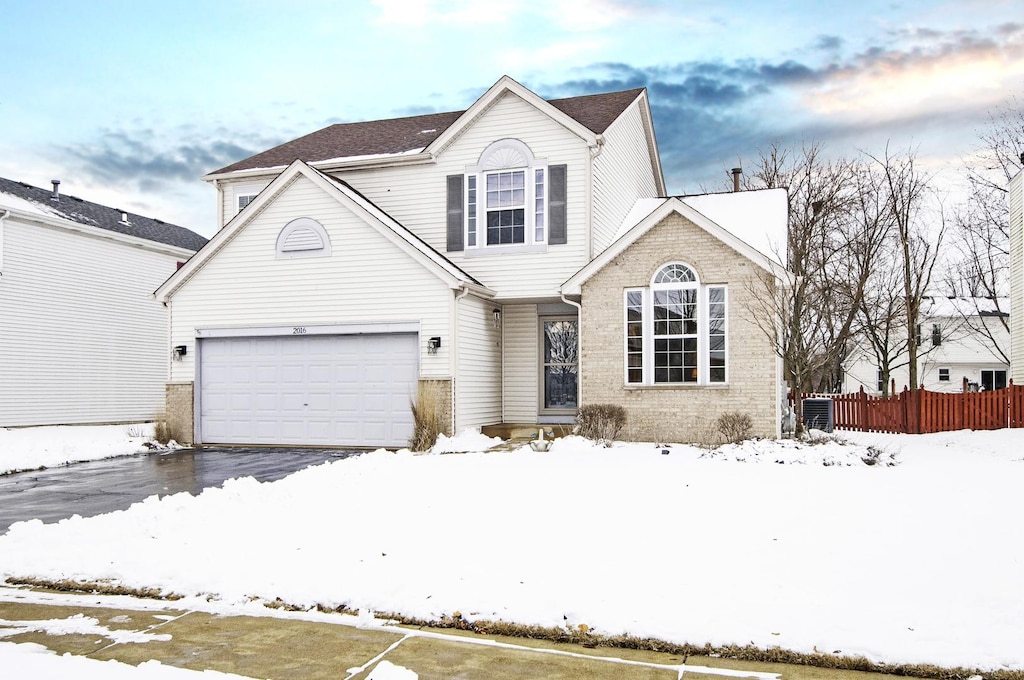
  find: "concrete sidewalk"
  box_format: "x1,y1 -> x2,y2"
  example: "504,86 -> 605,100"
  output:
0,589 -> 895,679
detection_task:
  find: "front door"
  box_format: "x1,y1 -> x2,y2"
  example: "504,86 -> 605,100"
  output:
541,318 -> 578,414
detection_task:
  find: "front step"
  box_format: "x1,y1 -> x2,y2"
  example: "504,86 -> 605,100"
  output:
481,423 -> 574,440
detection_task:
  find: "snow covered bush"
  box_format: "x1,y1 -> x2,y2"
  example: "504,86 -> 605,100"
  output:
574,404 -> 626,445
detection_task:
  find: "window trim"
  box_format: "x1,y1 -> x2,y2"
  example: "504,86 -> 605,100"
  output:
623,263 -> 728,386
233,183 -> 264,214
464,138 -> 548,255
938,367 -> 950,382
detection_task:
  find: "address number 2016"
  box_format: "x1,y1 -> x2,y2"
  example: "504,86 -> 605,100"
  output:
292,327 -> 307,335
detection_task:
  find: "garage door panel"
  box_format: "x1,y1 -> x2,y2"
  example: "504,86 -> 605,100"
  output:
200,333 -> 418,447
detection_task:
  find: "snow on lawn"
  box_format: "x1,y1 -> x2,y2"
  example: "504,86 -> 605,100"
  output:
1,429 -> 1022,673
0,423 -> 172,475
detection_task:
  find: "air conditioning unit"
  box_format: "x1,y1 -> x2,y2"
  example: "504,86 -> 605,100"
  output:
802,398 -> 835,433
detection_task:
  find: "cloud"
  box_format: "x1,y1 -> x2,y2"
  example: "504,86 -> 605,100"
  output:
58,127 -> 283,189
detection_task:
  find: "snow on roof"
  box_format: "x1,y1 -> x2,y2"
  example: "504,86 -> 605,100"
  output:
681,189 -> 788,266
611,189 -> 788,266
0,190 -> 63,218
922,295 -> 1009,318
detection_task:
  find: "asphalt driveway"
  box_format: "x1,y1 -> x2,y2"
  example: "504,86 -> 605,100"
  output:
0,447 -> 360,533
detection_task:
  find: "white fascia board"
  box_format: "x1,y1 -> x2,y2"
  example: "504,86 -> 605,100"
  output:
561,198 -> 787,295
635,90 -> 667,196
2,206 -> 197,259
201,150 -> 436,183
427,76 -> 598,156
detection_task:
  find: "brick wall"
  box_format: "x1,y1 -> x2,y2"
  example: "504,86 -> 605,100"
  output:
581,212 -> 780,443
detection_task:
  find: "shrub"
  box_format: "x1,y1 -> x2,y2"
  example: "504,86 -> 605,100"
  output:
575,404 -> 627,444
716,412 -> 753,444
409,382 -> 448,451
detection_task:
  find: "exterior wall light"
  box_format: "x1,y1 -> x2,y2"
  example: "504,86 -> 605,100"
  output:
172,345 -> 187,361
427,336 -> 441,355
492,307 -> 502,329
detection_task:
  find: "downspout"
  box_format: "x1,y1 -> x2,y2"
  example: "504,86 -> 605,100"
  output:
560,292 -> 583,408
0,209 -> 8,276
451,286 -> 471,434
213,178 -> 223,230
586,136 -> 605,261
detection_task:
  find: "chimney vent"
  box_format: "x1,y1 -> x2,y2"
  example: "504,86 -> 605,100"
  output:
50,179 -> 61,201
731,167 -> 742,192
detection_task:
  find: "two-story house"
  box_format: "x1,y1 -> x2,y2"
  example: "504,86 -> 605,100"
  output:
1,177 -> 206,427
842,296 -> 1011,394
155,76 -> 787,447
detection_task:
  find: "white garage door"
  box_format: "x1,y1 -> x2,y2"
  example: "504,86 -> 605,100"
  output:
199,333 -> 418,447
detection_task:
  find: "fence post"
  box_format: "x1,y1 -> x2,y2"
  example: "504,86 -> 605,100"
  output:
859,385 -> 868,432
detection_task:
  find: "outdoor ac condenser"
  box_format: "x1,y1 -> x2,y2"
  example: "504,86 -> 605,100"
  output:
802,398 -> 835,433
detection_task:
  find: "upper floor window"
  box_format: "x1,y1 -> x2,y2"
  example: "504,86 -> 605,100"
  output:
446,139 -> 566,253
233,183 -> 264,215
625,263 -> 727,386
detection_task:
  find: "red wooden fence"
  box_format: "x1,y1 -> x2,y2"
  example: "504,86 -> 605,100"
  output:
793,380 -> 1024,434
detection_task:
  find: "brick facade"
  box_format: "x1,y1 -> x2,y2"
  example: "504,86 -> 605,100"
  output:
580,212 -> 780,443
164,382 -> 194,445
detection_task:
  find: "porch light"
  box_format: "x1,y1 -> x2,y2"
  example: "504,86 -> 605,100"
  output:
427,336 -> 441,355
492,307 -> 502,329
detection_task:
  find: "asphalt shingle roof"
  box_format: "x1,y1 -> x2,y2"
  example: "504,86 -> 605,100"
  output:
211,88 -> 645,176
0,177 -> 208,252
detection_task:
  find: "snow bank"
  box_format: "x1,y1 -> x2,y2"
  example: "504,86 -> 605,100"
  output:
0,424 -> 171,475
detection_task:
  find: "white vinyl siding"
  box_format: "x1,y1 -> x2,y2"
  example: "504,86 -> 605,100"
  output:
1010,172 -> 1023,384
169,175 -> 453,387
0,218 -> 184,426
324,92 -> 591,299
591,102 -> 661,256
501,304 -> 539,421
220,180 -> 271,227
455,295 -> 502,429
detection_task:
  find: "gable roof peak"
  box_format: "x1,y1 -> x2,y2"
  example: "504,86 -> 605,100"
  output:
206,78 -> 648,178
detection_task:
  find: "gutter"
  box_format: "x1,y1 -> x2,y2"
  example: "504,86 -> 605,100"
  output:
560,292 -> 583,406
202,151 -> 436,183
0,209 -> 8,275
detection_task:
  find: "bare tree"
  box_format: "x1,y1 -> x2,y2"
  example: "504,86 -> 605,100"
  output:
866,145 -> 946,391
943,95 -> 1023,363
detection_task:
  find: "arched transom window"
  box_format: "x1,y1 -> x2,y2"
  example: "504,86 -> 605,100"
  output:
624,262 -> 727,385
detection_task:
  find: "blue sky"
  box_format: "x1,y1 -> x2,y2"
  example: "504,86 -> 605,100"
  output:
1,0 -> 1021,236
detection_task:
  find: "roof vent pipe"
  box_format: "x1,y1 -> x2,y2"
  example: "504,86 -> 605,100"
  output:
50,179 -> 60,201
731,167 -> 741,192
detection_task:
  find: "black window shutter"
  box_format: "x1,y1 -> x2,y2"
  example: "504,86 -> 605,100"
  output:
548,164 -> 567,245
446,174 -> 464,252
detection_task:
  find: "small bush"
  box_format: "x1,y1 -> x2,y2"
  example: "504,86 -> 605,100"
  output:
409,382 -> 447,451
575,404 -> 627,444
153,417 -> 172,446
716,412 -> 753,444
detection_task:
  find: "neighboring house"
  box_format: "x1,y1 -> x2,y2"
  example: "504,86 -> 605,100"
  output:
1011,166 -> 1023,385
155,76 -> 788,447
0,177 -> 207,427
842,296 -> 1011,394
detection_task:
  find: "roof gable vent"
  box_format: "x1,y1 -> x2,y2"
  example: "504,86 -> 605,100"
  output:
276,217 -> 331,259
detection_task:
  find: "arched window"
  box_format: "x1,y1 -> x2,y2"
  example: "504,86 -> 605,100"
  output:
276,217 -> 331,259
624,262 -> 727,385
465,139 -> 548,249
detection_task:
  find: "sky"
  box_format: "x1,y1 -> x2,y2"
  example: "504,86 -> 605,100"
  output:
1,0 -> 1022,238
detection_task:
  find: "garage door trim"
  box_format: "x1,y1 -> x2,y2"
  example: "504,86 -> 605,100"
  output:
195,321 -> 420,339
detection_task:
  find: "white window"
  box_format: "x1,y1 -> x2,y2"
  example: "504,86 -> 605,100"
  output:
233,184 -> 264,214
981,369 -> 1007,391
624,263 -> 727,385
938,367 -> 950,382
465,139 -> 547,252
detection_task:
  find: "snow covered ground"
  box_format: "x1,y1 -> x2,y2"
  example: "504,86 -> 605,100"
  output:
1,426 -> 1022,674
0,423 -> 169,475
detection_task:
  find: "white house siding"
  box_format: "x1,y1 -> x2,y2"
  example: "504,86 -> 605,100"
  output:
591,102 -> 661,257
454,294 -> 502,430
501,304 -> 539,422
0,218 -> 181,426
168,175 -> 453,387
1010,171 -> 1022,383
219,178 -> 272,228
318,92 -> 593,300
843,315 -> 1011,393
